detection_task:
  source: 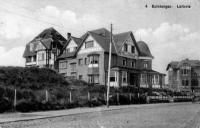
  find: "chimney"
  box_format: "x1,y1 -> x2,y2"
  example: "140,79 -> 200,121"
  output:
67,33 -> 71,40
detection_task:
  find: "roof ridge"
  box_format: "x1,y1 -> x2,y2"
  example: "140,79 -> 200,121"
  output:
114,31 -> 132,36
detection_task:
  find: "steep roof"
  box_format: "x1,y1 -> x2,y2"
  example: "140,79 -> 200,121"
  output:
88,31 -> 117,53
23,27 -> 67,58
137,41 -> 153,58
58,35 -> 84,59
113,31 -> 132,52
71,36 -> 82,46
166,59 -> 200,70
58,51 -> 76,59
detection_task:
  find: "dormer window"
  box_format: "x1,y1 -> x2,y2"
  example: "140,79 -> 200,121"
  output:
85,41 -> 94,48
124,44 -> 128,52
30,43 -> 34,51
131,46 -> 135,53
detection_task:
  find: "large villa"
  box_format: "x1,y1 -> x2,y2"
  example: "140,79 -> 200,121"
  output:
23,27 -> 165,88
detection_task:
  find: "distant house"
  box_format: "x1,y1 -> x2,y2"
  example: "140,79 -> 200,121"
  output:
166,59 -> 200,92
23,27 -> 67,69
58,28 -> 165,88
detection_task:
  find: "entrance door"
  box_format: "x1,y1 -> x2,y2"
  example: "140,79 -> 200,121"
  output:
130,73 -> 139,86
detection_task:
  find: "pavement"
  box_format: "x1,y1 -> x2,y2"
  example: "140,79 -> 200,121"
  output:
0,102 -> 192,124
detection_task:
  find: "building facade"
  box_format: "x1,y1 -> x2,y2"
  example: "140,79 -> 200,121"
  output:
166,59 -> 200,92
23,27 -> 67,69
58,28 -> 165,88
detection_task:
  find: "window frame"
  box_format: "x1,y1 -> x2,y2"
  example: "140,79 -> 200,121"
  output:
59,61 -> 68,69
78,58 -> 83,65
85,40 -> 94,48
131,45 -> 135,53
124,43 -> 128,52
122,58 -> 127,66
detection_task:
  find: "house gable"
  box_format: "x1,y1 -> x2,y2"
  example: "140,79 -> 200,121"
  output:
66,39 -> 78,53
35,41 -> 46,51
117,33 -> 139,59
77,35 -> 103,55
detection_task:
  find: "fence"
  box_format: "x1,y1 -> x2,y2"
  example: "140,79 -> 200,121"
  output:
0,87 -> 194,113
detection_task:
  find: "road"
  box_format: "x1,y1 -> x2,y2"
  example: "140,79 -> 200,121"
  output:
0,103 -> 200,128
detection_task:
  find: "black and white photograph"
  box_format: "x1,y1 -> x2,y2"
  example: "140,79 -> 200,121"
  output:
0,0 -> 200,127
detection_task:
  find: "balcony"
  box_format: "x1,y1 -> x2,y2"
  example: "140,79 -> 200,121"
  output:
88,67 -> 99,75
26,61 -> 36,66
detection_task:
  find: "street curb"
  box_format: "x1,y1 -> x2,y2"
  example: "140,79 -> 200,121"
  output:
0,102 -> 191,124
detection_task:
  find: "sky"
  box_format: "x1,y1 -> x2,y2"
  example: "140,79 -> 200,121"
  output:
0,0 -> 200,76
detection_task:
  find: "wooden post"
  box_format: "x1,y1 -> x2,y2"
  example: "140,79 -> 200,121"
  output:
117,93 -> 119,105
104,93 -> 106,102
14,89 -> 17,111
88,92 -> 90,101
45,90 -> 48,102
129,93 -> 132,103
70,91 -> 72,103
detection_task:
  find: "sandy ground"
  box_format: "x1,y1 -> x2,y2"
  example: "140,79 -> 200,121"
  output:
0,103 -> 200,128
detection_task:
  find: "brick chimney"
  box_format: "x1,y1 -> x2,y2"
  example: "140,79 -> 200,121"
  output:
67,33 -> 71,40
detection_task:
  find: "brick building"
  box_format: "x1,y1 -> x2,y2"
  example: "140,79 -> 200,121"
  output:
166,59 -> 200,92
58,28 -> 165,88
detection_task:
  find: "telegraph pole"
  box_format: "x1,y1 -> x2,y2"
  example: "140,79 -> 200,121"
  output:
106,23 -> 113,108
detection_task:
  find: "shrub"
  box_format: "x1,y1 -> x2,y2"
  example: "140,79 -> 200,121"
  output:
0,98 -> 12,113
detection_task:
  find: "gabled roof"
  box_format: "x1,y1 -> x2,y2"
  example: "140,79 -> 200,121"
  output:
71,36 -> 82,46
62,36 -> 82,49
113,31 -> 141,57
113,31 -> 132,52
166,59 -> 200,70
137,41 -> 153,58
23,27 -> 67,58
88,31 -> 117,53
58,36 -> 83,59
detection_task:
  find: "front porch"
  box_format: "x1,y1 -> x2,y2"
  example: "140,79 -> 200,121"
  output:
106,67 -> 165,89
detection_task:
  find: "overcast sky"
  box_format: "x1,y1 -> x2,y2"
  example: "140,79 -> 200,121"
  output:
0,0 -> 200,75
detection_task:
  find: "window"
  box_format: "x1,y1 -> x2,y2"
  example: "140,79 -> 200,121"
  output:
85,41 -> 94,48
78,59 -> 83,65
182,79 -> 189,86
33,56 -> 36,62
70,63 -> 76,72
74,47 -> 77,51
88,75 -> 99,84
38,53 -> 45,61
30,43 -> 34,51
131,61 -> 136,68
141,74 -> 147,84
131,46 -> 135,53
85,58 -> 88,65
66,48 -> 70,53
26,57 -> 31,63
89,55 -> 99,64
122,58 -> 127,66
181,68 -> 189,75
144,63 -> 148,68
124,44 -> 128,52
79,75 -> 83,80
59,61 -> 67,69
155,75 -> 159,84
110,71 -> 117,82
122,71 -> 127,83
71,72 -> 77,79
